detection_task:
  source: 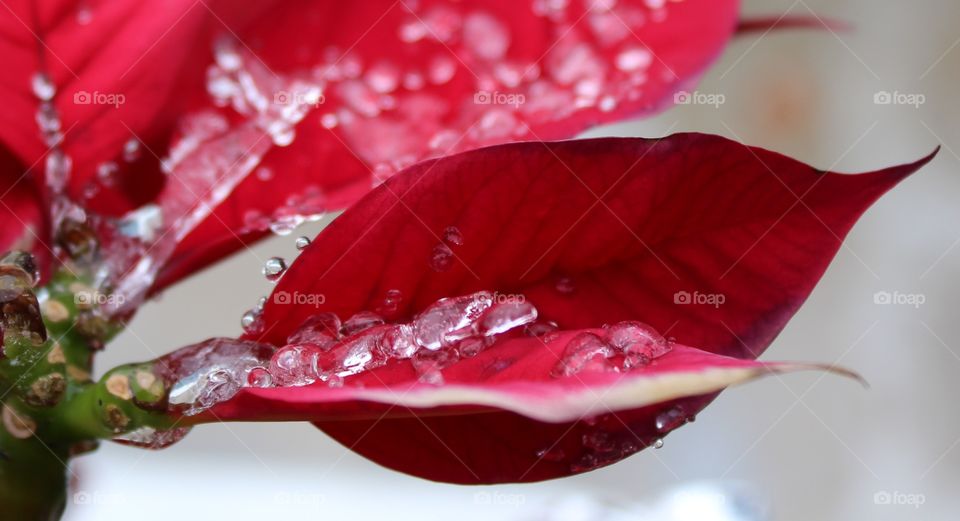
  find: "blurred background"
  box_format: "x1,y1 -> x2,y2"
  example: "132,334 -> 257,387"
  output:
65,0 -> 959,519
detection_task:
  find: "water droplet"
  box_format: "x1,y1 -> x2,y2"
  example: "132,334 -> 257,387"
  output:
269,345 -> 318,386
653,438 -> 664,449
365,62 -> 400,94
287,313 -> 341,347
379,324 -> 418,359
376,288 -> 404,318
428,56 -> 457,85
122,138 -> 141,162
411,348 -> 458,384
241,309 -> 263,335
552,332 -> 616,377
615,47 -> 653,72
524,320 -> 559,337
555,276 -> 575,294
477,301 -> 538,336
654,405 -> 686,433
429,243 -> 454,272
463,12 -> 510,61
295,236 -> 311,250
246,366 -> 273,388
412,292 -> 493,350
255,166 -> 274,181
443,226 -> 464,246
341,311 -> 385,336
457,337 -> 486,358
320,113 -> 339,128
324,327 -> 391,378
536,446 -> 567,462
31,73 -> 56,101
604,321 -> 671,369
262,257 -> 287,282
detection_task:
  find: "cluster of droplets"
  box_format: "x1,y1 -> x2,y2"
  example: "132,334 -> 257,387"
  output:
429,225 -> 463,272
551,320 -> 673,377
251,290 -> 544,390
557,404 -> 694,473
163,338 -> 275,416
307,0 -> 675,184
112,426 -> 192,450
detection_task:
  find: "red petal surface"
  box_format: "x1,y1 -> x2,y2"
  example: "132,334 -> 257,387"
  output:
0,0 -> 270,212
218,134 -> 931,483
135,0 -> 740,293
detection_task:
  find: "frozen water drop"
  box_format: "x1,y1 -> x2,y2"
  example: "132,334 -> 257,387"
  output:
552,332 -> 616,377
379,324 -> 419,359
457,337 -> 486,358
412,292 -> 493,350
654,405 -> 686,433
288,313 -> 341,347
246,366 -> 273,388
653,438 -> 664,449
443,226 -> 463,246
341,311 -> 385,336
477,301 -> 538,336
429,243 -> 454,272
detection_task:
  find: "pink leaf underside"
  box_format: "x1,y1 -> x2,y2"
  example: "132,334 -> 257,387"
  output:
206,334 -> 855,483
199,134 -> 932,483
49,0 -> 737,294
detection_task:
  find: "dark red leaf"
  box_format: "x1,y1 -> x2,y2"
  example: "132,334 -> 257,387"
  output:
207,134 -> 932,483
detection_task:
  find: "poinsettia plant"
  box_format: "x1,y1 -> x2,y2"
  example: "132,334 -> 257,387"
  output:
0,0 -> 937,519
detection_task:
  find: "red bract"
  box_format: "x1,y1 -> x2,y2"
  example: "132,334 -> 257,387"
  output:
166,134 -> 932,483
0,0 -> 741,302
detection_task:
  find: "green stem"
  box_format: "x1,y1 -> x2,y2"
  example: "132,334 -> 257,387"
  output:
0,259 -> 174,519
